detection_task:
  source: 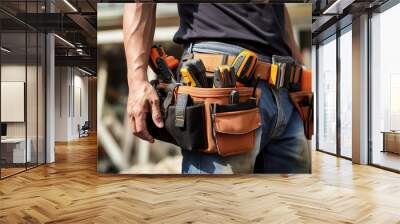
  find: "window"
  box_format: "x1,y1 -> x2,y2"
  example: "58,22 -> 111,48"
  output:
317,36 -> 337,154
339,28 -> 352,158
370,2 -> 400,171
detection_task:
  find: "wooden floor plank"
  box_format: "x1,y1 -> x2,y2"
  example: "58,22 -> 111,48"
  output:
0,135 -> 400,223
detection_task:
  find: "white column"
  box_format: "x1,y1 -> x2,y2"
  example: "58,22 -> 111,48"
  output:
352,14 -> 369,164
45,0 -> 55,163
46,33 -> 55,163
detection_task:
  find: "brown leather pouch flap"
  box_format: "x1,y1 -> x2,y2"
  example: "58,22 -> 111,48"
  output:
213,108 -> 260,157
289,91 -> 313,120
215,108 -> 260,134
289,91 -> 314,140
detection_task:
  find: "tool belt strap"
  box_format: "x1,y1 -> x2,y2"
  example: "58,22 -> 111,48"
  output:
193,53 -> 271,81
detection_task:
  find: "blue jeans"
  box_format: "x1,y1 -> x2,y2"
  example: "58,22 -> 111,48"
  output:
181,41 -> 311,174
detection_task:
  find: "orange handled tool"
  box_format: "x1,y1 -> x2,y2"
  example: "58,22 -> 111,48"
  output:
149,45 -> 179,83
149,45 -> 179,71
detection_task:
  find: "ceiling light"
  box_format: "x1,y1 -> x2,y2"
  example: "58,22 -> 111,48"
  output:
78,67 -> 93,76
1,47 -> 11,53
63,0 -> 78,12
76,48 -> 88,56
54,34 -> 75,48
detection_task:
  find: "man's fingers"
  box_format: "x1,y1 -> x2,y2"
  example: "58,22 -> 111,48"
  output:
130,114 -> 154,143
135,113 -> 154,143
150,97 -> 164,128
129,116 -> 136,134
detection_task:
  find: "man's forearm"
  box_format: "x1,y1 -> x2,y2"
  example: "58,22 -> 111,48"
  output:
284,6 -> 303,65
123,3 -> 156,88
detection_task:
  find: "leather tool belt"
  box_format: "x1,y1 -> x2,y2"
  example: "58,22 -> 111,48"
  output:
146,50 -> 313,158
192,53 -> 272,82
192,53 -> 307,90
192,52 -> 314,140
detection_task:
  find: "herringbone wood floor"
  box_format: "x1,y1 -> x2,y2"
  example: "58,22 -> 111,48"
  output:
1,135 -> 400,224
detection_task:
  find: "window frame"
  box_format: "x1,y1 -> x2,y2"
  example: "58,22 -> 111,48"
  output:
315,21 -> 353,160
0,0 -> 48,180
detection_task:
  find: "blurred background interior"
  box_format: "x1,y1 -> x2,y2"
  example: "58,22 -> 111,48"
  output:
97,3 -> 312,174
0,0 -> 97,179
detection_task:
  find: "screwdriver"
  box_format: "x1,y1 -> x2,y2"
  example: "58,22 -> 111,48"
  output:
179,59 -> 208,87
180,66 -> 201,87
213,65 -> 236,88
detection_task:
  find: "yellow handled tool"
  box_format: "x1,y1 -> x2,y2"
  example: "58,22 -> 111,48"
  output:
231,50 -> 257,86
179,59 -> 208,87
214,65 -> 236,88
180,67 -> 200,87
269,63 -> 279,87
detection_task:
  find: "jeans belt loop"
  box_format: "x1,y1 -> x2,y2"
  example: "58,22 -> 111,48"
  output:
181,42 -> 194,62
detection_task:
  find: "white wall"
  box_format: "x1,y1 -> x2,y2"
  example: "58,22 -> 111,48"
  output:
70,72 -> 89,138
1,63 -> 46,164
55,66 -> 69,141
1,65 -> 28,138
54,67 -> 89,141
74,73 -> 89,131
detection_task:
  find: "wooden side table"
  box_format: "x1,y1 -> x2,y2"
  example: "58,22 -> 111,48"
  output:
382,131 -> 400,154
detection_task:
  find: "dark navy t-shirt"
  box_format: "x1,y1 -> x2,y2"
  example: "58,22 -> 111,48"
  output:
173,3 -> 292,56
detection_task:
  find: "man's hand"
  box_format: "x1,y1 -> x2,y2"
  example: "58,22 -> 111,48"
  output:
123,3 -> 157,142
127,80 -> 163,143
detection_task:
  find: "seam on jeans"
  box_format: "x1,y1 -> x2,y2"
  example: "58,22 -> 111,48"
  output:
194,41 -> 244,53
270,88 -> 282,139
198,151 -> 203,174
192,48 -> 231,55
259,82 -> 276,142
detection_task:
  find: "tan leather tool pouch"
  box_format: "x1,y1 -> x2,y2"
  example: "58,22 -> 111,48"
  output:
212,107 -> 260,156
288,91 -> 314,140
177,86 -> 261,156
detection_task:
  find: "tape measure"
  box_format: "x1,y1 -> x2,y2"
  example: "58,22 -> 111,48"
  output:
231,50 -> 257,86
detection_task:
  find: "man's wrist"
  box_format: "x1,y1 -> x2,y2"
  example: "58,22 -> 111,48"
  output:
127,68 -> 149,88
129,78 -> 148,89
